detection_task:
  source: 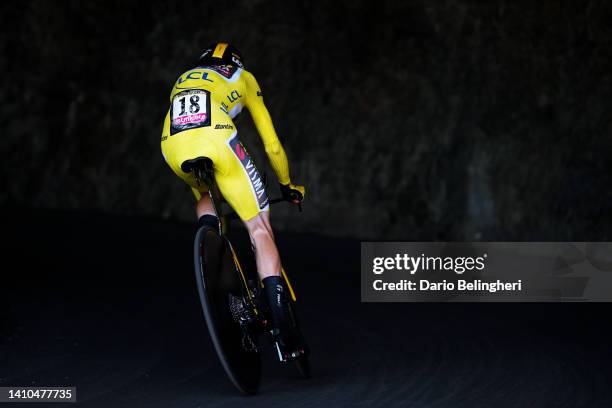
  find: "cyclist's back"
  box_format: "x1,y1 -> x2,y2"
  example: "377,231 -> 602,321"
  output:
161,47 -> 282,220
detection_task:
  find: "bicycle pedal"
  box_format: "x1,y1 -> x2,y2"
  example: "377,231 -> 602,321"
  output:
273,340 -> 306,362
273,341 -> 288,362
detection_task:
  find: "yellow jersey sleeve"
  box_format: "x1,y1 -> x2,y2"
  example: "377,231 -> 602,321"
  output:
243,70 -> 291,185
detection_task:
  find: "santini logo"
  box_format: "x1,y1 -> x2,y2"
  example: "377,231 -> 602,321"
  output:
215,124 -> 234,130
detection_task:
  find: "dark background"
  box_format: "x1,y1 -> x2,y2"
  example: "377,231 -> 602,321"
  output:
2,0 -> 611,240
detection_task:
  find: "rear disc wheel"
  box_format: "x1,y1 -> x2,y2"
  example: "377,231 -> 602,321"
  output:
194,227 -> 262,394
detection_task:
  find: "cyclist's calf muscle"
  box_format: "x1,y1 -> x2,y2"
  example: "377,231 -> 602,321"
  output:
244,213 -> 280,279
196,193 -> 279,280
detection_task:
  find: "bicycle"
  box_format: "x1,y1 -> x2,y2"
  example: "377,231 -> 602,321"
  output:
182,157 -> 311,395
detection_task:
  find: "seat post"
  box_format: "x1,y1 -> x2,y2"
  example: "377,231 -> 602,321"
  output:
201,161 -> 228,235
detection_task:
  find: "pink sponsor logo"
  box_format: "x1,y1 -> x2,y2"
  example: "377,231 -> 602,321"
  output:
174,113 -> 207,125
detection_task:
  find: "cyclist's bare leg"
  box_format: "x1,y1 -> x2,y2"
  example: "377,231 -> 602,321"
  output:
197,197 -> 280,279
244,211 -> 290,340
246,211 -> 302,356
244,211 -> 281,280
196,193 -> 215,217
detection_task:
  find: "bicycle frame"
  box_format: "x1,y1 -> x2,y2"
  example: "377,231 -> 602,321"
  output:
193,161 -> 298,302
190,159 -> 310,386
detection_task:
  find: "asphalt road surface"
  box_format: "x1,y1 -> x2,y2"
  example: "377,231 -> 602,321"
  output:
2,209 -> 612,407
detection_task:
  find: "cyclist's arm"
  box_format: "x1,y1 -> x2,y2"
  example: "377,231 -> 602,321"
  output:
243,70 -> 291,185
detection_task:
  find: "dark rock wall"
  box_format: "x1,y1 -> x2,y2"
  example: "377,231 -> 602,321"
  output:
2,0 -> 611,240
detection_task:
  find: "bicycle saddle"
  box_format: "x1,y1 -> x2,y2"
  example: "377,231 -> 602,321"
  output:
181,157 -> 213,173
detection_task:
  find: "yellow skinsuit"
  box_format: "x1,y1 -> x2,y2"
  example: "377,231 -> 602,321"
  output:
161,63 -> 292,221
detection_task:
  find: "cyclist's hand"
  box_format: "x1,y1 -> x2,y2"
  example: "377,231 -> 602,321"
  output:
280,183 -> 305,204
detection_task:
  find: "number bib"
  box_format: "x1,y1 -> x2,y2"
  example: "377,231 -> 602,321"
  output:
170,89 -> 212,135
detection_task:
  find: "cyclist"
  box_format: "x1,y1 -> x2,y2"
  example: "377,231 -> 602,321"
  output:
161,42 -> 305,357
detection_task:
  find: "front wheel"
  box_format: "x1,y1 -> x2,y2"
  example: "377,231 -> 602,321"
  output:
194,227 -> 262,394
